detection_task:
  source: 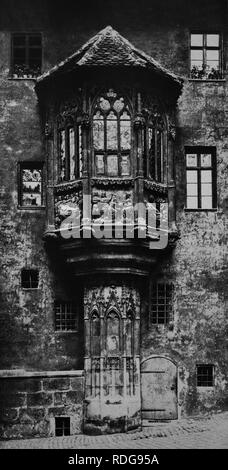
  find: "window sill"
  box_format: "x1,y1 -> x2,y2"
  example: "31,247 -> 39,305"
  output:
197,386 -> 214,390
55,330 -> 78,334
21,287 -> 40,291
8,76 -> 38,81
184,208 -> 217,212
17,205 -> 46,211
189,79 -> 225,83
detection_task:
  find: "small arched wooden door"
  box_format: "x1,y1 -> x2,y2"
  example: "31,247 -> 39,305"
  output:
141,356 -> 177,421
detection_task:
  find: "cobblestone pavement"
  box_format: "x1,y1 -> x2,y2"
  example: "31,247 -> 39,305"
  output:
0,412 -> 228,449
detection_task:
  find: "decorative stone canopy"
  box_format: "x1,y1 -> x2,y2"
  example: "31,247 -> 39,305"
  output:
36,26 -> 183,88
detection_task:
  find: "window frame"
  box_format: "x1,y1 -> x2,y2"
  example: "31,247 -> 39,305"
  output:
185,146 -> 217,211
18,161 -> 45,209
196,364 -> 215,388
57,121 -> 82,183
149,282 -> 174,326
92,93 -> 132,178
55,417 -> 70,436
144,118 -> 166,183
54,300 -> 78,333
189,31 -> 223,80
11,32 -> 43,79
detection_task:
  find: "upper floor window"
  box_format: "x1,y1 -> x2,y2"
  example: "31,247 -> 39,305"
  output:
190,33 -> 223,80
143,112 -> 166,183
185,147 -> 217,210
18,162 -> 44,208
11,33 -> 42,78
92,91 -> 131,177
58,123 -> 82,182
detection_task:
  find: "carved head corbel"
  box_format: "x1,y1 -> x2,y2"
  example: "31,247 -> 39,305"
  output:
133,113 -> 145,130
81,113 -> 91,129
169,123 -> 176,141
44,122 -> 53,139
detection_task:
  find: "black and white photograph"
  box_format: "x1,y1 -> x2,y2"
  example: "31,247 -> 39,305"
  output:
0,0 -> 227,462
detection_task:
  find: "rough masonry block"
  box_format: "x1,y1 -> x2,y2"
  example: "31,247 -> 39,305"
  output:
27,392 -> 53,407
42,377 -> 70,391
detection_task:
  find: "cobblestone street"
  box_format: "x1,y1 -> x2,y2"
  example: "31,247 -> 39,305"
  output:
1,412 -> 228,449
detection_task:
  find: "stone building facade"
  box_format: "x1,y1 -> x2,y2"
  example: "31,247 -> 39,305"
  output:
0,0 -> 228,438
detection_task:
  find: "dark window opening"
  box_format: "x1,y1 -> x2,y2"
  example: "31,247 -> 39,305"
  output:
58,124 -> 82,182
185,147 -> 217,210
55,417 -> 70,436
55,301 -> 78,331
197,365 -> 214,387
150,283 -> 174,325
18,162 -> 43,208
190,33 -> 223,80
143,114 -> 165,183
12,33 -> 42,78
21,269 -> 39,289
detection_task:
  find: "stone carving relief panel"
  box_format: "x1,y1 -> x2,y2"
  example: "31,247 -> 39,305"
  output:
54,189 -> 83,228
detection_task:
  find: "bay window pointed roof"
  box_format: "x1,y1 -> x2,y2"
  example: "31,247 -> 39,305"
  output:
37,26 -> 182,88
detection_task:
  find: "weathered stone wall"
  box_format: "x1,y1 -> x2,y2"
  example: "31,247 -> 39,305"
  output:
0,372 -> 84,438
141,79 -> 228,416
0,1 -> 225,79
0,0 -> 227,436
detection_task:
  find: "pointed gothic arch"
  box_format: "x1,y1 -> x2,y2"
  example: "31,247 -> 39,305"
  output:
92,90 -> 132,177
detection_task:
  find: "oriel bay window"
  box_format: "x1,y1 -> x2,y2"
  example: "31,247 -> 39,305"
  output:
92,92 -> 131,177
185,147 -> 217,210
58,123 -> 82,182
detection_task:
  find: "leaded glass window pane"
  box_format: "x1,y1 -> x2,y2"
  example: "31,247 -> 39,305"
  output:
106,111 -> 118,150
121,155 -> 130,176
187,170 -> 197,183
107,155 -> 118,176
93,111 -> 105,150
113,98 -> 124,113
120,112 -> 131,150
99,97 -> 110,111
96,154 -> 105,174
201,154 -> 212,167
191,34 -> 203,47
92,92 -> 132,177
206,34 -> 219,47
186,154 -> 197,167
201,170 -> 212,183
